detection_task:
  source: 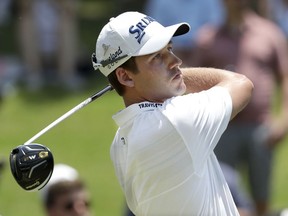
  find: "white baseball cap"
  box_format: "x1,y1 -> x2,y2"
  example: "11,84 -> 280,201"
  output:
40,164 -> 79,202
92,11 -> 190,76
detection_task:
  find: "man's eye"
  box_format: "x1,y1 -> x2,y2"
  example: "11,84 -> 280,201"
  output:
153,53 -> 161,59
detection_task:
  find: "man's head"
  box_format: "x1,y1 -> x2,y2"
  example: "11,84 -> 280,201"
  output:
92,12 -> 190,103
222,0 -> 269,30
223,0 -> 262,20
40,164 -> 91,216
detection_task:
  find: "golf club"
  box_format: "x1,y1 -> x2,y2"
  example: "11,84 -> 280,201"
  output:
10,85 -> 114,191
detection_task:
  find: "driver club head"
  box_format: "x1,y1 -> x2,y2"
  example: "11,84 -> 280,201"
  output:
9,143 -> 54,191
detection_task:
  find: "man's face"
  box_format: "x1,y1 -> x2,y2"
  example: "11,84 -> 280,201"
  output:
48,190 -> 90,216
129,42 -> 186,102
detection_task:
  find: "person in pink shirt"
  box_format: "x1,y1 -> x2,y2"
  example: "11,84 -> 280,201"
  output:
191,0 -> 288,215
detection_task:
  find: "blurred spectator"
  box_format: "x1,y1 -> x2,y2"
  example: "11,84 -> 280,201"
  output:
115,0 -> 146,13
40,164 -> 91,216
0,0 -> 11,25
0,0 -> 22,101
17,0 -> 82,91
191,0 -> 288,215
220,162 -> 255,216
266,0 -> 288,38
144,0 -> 225,66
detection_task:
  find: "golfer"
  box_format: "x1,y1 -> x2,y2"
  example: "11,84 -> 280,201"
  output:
92,11 -> 253,216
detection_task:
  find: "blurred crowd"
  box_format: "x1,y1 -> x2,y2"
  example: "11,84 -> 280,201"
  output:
0,0 -> 84,94
40,164 -> 91,216
0,0 -> 288,216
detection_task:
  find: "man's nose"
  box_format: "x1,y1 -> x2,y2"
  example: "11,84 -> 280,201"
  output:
169,52 -> 183,69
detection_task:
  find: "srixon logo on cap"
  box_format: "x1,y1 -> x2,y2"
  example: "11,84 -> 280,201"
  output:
129,16 -> 155,44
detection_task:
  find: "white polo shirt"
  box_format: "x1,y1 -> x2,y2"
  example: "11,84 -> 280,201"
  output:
110,86 -> 239,216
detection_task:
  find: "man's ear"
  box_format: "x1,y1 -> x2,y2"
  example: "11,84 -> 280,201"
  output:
115,67 -> 135,87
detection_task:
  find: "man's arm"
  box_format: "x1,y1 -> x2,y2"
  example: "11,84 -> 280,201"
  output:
181,67 -> 254,119
267,27 -> 288,147
267,70 -> 288,147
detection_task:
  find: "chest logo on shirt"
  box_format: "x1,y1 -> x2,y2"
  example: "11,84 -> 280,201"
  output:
138,103 -> 162,109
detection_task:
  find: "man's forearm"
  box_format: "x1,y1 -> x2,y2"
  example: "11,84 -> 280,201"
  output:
181,67 -> 254,119
181,67 -> 235,93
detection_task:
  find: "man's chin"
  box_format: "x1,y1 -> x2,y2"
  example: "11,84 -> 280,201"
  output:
177,82 -> 187,95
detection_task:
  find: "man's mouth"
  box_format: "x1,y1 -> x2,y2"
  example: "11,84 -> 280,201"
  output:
172,72 -> 182,80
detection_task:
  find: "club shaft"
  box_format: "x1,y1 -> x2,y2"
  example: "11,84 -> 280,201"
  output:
24,85 -> 113,145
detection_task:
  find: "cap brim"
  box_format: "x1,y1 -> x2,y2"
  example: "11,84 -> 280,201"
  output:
133,22 -> 190,56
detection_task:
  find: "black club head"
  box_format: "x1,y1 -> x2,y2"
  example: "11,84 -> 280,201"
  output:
9,143 -> 54,191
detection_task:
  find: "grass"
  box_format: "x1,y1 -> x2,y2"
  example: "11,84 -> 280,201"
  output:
271,140 -> 288,210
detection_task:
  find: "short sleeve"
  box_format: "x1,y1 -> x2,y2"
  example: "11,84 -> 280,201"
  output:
162,86 -> 232,167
